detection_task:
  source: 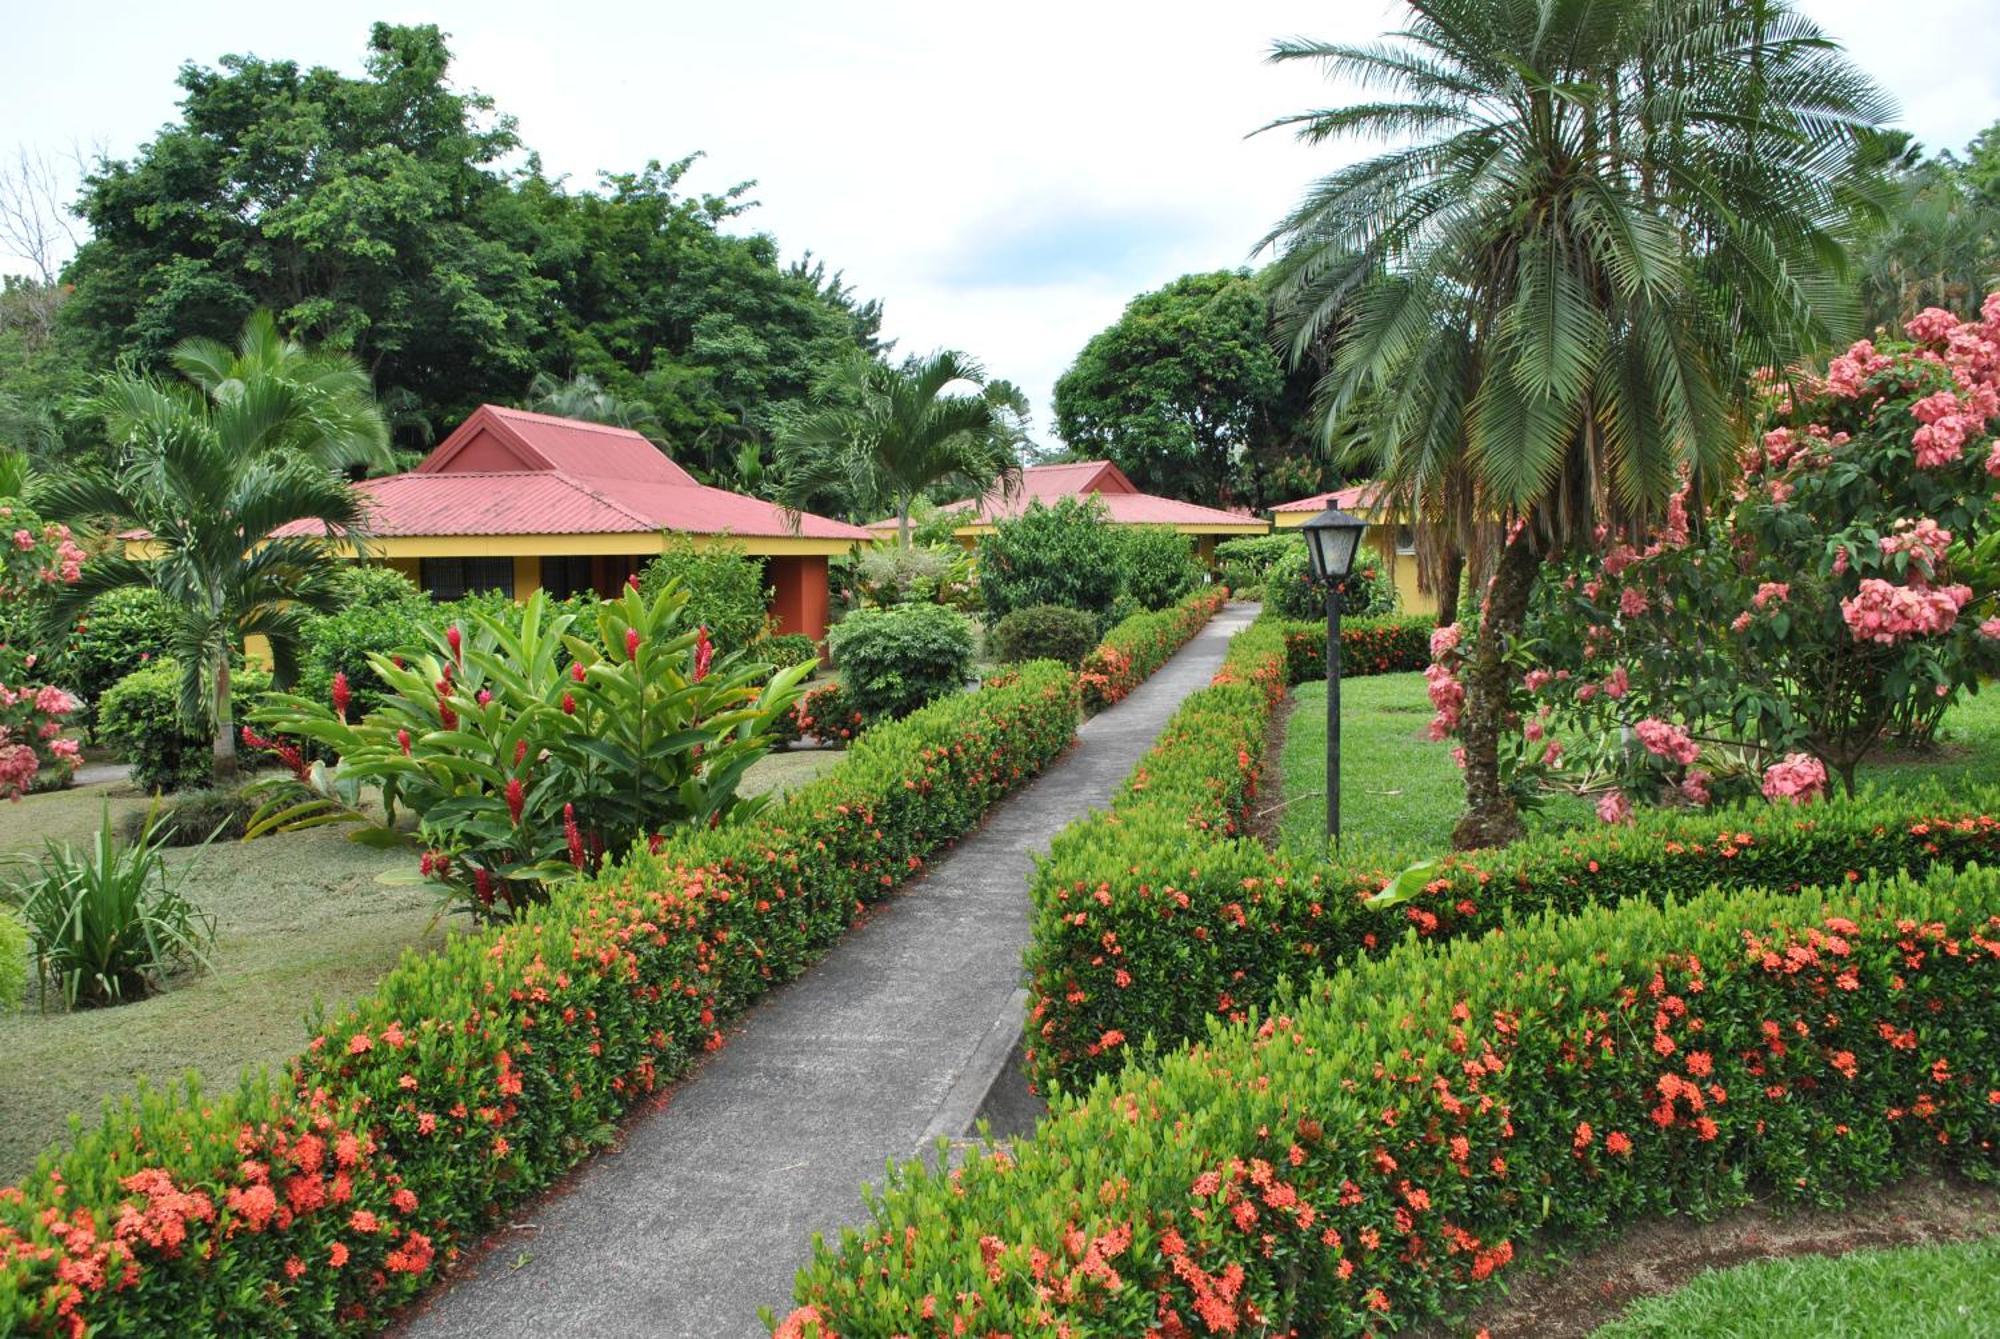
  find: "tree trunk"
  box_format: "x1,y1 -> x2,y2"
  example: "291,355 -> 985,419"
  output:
1437,548 -> 1466,628
897,498 -> 911,550
212,659 -> 238,780
1451,536 -> 1539,851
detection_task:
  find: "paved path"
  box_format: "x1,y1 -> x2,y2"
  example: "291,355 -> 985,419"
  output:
403,603 -> 1257,1339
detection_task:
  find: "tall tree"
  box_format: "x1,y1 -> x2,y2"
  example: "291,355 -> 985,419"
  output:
1264,0 -> 1889,848
1856,122 -> 2000,329
521,371 -> 663,440
38,312 -> 380,777
774,350 -> 1029,546
1053,270 -> 1321,507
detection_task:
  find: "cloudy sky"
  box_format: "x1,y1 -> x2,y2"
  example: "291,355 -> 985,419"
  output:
6,1 -> 1998,439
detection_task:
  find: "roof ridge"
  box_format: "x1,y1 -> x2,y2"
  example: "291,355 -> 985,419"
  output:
540,470 -> 660,530
485,405 -> 652,439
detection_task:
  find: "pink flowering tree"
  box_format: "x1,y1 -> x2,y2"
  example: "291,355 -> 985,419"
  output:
1511,294 -> 2000,807
0,496 -> 90,797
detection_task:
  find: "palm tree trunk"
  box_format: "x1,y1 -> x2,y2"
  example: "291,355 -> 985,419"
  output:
1437,548 -> 1466,628
897,498 -> 912,550
212,659 -> 238,780
1451,536 -> 1539,851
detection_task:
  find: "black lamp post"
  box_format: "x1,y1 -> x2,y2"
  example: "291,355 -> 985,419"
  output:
1299,505 -> 1369,846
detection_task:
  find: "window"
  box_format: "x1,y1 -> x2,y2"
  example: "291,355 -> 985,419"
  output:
1394,524 -> 1418,556
420,556 -> 515,602
540,555 -> 596,600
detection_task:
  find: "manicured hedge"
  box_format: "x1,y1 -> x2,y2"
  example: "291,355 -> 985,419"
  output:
782,867 -> 2000,1334
0,662 -> 1081,1336
1278,612 -> 1435,682
1078,586 -> 1229,715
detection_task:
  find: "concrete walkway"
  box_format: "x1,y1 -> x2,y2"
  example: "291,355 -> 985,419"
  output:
402,603 -> 1257,1339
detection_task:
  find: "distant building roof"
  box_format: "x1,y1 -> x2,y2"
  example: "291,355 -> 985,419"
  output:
873,460 -> 1266,533
1269,482 -> 1389,515
276,405 -> 869,543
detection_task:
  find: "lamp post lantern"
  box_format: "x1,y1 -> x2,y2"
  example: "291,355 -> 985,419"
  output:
1299,504 -> 1369,847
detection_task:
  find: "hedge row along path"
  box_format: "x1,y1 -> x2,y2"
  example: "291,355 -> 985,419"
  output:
401,601 -> 1259,1339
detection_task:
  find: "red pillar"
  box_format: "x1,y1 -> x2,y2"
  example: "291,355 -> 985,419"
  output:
767,555 -> 830,642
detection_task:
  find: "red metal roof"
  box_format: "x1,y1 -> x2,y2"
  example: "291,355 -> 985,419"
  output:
273,406 -> 870,542
1270,482 -> 1388,514
895,461 -> 1261,531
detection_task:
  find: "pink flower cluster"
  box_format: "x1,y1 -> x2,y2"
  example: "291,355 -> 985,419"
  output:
1424,627 -> 1465,742
1839,577 -> 1971,645
1595,789 -> 1633,825
1877,517 -> 1952,578
0,678 -> 82,799
1634,717 -> 1700,766
1760,752 -> 1827,805
1822,338 -> 1892,399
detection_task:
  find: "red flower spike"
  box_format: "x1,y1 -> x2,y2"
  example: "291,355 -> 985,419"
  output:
331,671 -> 351,722
397,728 -> 412,756
694,626 -> 713,683
564,803 -> 585,869
446,625 -> 462,663
571,661 -> 586,683
506,778 -> 525,827
625,628 -> 642,662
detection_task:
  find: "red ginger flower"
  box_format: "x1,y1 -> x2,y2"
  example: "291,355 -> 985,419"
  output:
397,728 -> 412,755
564,803 -> 585,869
506,777 -> 525,826
694,625 -> 713,682
625,627 -> 642,662
446,624 -> 462,663
331,670 -> 351,721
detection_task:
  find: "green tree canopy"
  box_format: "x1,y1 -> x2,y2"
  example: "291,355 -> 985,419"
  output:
1052,270 -> 1320,507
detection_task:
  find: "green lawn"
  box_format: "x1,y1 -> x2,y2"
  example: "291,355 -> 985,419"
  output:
0,746 -> 843,1184
1277,673 -> 2000,865
1592,1236 -> 2000,1338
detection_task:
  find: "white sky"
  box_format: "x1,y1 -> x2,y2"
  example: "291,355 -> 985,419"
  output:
6,1 -> 1998,440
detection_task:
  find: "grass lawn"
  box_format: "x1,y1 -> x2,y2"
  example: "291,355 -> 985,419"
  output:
0,746 -> 842,1184
1277,673 -> 2000,865
1591,1236 -> 1999,1338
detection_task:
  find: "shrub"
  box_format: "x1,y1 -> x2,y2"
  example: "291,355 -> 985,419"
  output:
0,663 -> 1080,1335
828,603 -> 974,722
122,786 -> 262,848
0,906 -> 22,1011
845,544 -> 977,610
784,868 -> 2000,1333
1277,613 -> 1435,681
331,563 -> 425,608
253,587 -> 807,921
1078,587 -> 1230,713
1214,532 -> 1299,591
991,604 -> 1100,668
1267,541 -> 1399,620
636,535 -> 771,649
1115,525 -> 1206,610
977,496 -> 1123,623
296,586 -> 433,720
0,675 -> 82,798
98,660 -> 271,793
756,633 -> 821,671
3,806 -> 215,1009
53,587 -> 174,733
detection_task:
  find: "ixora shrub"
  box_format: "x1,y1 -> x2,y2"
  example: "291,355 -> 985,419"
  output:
1115,525 -> 1207,611
0,663 -> 1080,1337
1477,294 -> 2000,817
636,535 -> 771,649
1267,540 -> 1398,621
4,807 -> 215,1009
978,496 -> 1125,624
99,661 -> 271,794
1277,613 -> 1435,681
1078,587 -> 1230,713
1029,779 -> 2000,1093
991,603 -> 1100,669
827,602 -> 974,723
253,586 -> 807,920
782,868 -> 2000,1335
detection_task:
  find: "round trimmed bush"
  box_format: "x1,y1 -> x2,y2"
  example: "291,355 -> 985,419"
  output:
99,659 -> 272,793
828,604 -> 975,722
977,497 -> 1123,623
990,604 -> 1099,668
1115,525 -> 1206,610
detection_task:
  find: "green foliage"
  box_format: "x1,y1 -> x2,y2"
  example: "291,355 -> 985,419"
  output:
1275,614 -> 1434,681
0,906 -> 23,1010
331,564 -> 425,609
120,786 -> 263,848
977,496 -> 1124,623
1214,533 -> 1299,591
790,867 -> 2000,1331
827,603 -> 975,723
755,633 -> 821,671
99,660 -> 271,793
2,805 -> 215,1009
1052,270 -> 1320,507
54,587 -> 175,729
774,349 -> 1030,534
296,586 -> 434,721
0,664 -> 1078,1333
1114,525 -> 1206,610
990,604 -> 1100,669
636,536 -> 772,650
843,543 -> 977,610
253,587 -> 807,920
1267,542 -> 1398,620
1593,1237 -> 2000,1338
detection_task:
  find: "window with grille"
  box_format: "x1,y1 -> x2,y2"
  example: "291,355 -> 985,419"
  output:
419,556 -> 515,602
540,555 -> 596,599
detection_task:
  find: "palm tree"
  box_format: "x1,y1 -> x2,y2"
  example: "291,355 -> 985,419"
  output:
39,316 -> 380,779
1262,0 -> 1889,848
170,310 -> 395,475
523,371 -> 664,441
774,350 -> 1030,547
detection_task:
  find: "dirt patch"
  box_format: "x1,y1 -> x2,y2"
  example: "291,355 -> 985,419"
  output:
1415,1175 -> 2000,1338
1245,689 -> 1297,849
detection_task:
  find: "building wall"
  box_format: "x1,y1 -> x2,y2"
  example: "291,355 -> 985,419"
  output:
1271,511 -> 1437,617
